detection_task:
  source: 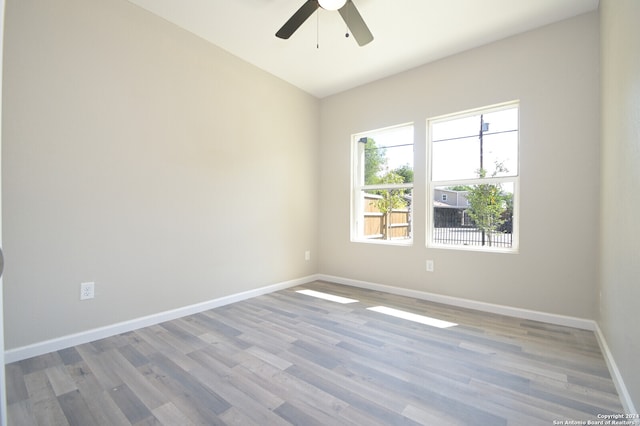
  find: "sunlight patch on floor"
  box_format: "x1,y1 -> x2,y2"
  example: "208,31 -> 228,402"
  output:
296,289 -> 359,304
367,306 -> 458,328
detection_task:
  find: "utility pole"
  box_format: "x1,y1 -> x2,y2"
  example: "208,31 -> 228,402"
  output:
479,115 -> 489,245
479,114 -> 484,172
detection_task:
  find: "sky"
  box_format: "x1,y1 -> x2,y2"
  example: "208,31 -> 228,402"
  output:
357,124 -> 414,174
356,105 -> 518,183
431,106 -> 518,181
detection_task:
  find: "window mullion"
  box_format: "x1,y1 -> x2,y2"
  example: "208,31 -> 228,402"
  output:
361,183 -> 413,191
432,176 -> 516,187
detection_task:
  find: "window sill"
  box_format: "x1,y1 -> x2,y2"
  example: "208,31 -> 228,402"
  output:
427,243 -> 518,254
352,238 -> 413,247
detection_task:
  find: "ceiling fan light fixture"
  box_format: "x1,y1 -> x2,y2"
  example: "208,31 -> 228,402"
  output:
318,0 -> 347,11
276,0 -> 373,46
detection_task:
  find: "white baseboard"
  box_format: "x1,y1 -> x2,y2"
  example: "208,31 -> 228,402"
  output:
317,274 -> 596,330
593,323 -> 638,417
4,274 -> 320,364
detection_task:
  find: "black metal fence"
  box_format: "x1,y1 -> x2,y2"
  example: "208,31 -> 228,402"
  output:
433,207 -> 512,248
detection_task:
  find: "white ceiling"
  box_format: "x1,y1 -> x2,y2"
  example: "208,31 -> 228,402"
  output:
126,0 -> 599,98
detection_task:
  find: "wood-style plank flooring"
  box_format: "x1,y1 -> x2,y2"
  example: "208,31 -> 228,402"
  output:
6,281 -> 624,425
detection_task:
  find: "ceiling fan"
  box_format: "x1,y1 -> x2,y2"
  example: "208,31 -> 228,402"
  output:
276,0 -> 374,47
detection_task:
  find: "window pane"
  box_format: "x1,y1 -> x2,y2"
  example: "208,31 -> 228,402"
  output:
354,123 -> 414,244
431,106 -> 518,181
361,189 -> 412,241
362,125 -> 413,185
432,183 -> 513,248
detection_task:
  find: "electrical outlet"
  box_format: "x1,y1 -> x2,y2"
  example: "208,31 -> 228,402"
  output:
426,260 -> 434,272
305,250 -> 311,261
80,282 -> 95,300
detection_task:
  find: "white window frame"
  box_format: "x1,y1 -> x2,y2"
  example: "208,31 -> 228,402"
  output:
426,102 -> 520,253
351,123 -> 414,245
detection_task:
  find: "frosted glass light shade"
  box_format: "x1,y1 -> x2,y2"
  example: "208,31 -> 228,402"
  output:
318,0 -> 347,11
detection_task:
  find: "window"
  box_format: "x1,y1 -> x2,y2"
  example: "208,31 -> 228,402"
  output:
352,124 -> 414,244
427,103 -> 519,251
442,194 -> 448,202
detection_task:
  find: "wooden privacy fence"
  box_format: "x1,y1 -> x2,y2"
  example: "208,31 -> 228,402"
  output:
364,193 -> 411,240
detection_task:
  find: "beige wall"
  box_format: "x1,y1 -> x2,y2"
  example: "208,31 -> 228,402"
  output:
5,2 -> 631,405
599,0 -> 640,410
318,12 -> 600,319
2,0 -> 319,349
2,0 -> 637,410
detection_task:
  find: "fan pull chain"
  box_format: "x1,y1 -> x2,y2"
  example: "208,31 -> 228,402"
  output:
345,4 -> 350,39
316,9 -> 320,49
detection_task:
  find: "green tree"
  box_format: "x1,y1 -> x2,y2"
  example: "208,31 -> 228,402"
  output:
466,162 -> 509,246
375,172 -> 407,215
364,138 -> 387,185
448,184 -> 472,191
392,164 -> 413,199
375,171 -> 408,240
392,164 -> 414,184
